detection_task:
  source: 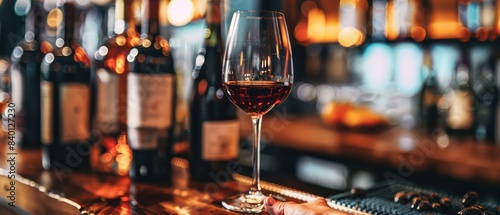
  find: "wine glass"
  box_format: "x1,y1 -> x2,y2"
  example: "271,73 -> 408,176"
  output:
221,10 -> 294,213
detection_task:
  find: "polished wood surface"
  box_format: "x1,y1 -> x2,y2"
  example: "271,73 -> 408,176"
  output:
0,142 -> 341,215
0,148 -> 236,214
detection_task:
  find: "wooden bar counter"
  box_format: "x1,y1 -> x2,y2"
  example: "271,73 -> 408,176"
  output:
0,143 -> 331,215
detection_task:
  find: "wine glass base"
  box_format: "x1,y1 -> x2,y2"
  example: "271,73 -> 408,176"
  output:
222,192 -> 266,213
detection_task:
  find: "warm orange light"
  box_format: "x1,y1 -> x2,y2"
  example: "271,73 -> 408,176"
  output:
497,0 -> 500,34
428,21 -> 462,39
458,27 -> 471,42
41,41 -> 53,54
427,0 -> 462,39
294,21 -> 309,43
307,8 -> 325,43
324,14 -> 340,43
385,1 -> 399,40
74,47 -> 90,67
411,26 -> 426,42
198,79 -> 207,95
115,56 -> 126,74
475,27 -> 488,41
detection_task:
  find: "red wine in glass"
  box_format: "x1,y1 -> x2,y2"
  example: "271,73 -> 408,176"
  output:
224,81 -> 292,116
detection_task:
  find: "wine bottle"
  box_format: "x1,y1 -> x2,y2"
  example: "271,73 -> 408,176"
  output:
419,51 -> 441,134
473,58 -> 498,143
91,0 -> 140,175
40,2 -> 92,170
445,48 -> 474,139
188,0 -> 240,182
127,0 -> 176,182
10,0 -> 48,148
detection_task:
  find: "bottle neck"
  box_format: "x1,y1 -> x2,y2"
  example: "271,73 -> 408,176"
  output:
141,0 -> 161,39
25,1 -> 43,42
58,3 -> 76,45
205,0 -> 222,52
114,0 -> 135,35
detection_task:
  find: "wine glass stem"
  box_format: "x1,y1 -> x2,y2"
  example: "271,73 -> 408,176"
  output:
250,116 -> 262,194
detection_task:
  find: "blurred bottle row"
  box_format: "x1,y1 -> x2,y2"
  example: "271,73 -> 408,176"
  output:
289,41 -> 500,145
289,0 -> 500,46
0,0 -> 241,185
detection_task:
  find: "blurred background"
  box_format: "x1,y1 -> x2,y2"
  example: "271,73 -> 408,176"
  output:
1,0 -> 499,201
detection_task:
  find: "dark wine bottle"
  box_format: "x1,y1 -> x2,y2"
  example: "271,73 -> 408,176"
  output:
40,2 -> 92,170
126,0 -> 176,182
189,0 -> 240,182
10,0 -> 47,148
91,0 -> 140,175
419,51 -> 441,134
445,48 -> 474,139
473,57 -> 498,143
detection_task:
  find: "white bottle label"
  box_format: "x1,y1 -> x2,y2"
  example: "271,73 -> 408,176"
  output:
61,83 -> 90,143
11,66 -> 23,111
127,73 -> 173,129
41,81 -> 53,145
202,120 -> 239,161
96,68 -> 119,133
127,128 -> 159,150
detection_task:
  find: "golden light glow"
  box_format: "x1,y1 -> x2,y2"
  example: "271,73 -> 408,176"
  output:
192,0 -> 205,20
62,47 -> 72,56
340,0 -> 356,8
427,0 -> 462,39
338,27 -> 360,47
116,35 -> 126,46
167,0 -> 194,26
497,0 -> 500,34
47,8 -> 63,29
324,14 -> 340,43
385,1 -> 399,40
142,39 -> 151,48
116,55 -> 126,74
428,22 -> 461,39
159,0 -> 169,26
307,8 -> 325,43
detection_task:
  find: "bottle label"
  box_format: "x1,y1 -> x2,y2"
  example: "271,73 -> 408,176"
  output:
61,83 -> 90,143
127,128 -> 158,150
41,81 -> 53,145
202,120 -> 239,161
96,68 -> 119,134
11,65 -> 23,110
127,73 -> 173,129
11,65 -> 26,134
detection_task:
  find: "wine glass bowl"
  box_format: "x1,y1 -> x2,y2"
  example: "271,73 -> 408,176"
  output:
221,10 -> 293,213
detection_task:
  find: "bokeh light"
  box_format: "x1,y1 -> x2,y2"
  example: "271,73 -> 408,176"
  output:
167,0 -> 194,26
